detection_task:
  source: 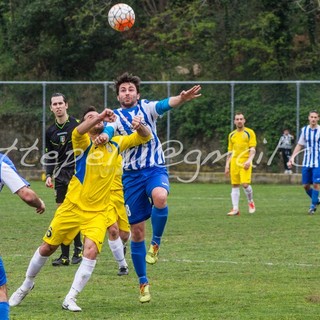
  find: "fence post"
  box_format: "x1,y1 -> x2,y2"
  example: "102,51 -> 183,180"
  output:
104,82 -> 108,108
166,81 -> 171,172
230,82 -> 235,131
296,81 -> 300,173
42,82 -> 46,168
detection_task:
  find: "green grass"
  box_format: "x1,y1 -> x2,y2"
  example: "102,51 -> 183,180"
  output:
2,182 -> 320,319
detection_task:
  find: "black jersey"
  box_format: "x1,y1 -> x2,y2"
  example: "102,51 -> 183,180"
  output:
45,115 -> 80,177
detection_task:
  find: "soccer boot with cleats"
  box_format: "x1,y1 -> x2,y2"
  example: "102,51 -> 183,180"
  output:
117,266 -> 129,276
52,254 -> 70,266
308,205 -> 316,215
71,247 -> 82,265
248,201 -> 256,213
139,284 -> 151,303
9,284 -> 34,307
227,209 -> 240,216
62,297 -> 82,312
146,243 -> 159,265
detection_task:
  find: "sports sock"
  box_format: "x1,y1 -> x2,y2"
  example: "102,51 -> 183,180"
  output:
243,185 -> 253,202
151,206 -> 168,246
108,237 -> 127,268
312,189 -> 319,206
0,302 -> 9,320
231,187 -> 240,210
131,240 -> 148,285
66,257 -> 96,299
306,188 -> 313,199
22,247 -> 48,290
60,243 -> 70,258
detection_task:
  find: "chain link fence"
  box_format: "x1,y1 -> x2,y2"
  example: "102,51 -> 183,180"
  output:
1,80 -> 319,180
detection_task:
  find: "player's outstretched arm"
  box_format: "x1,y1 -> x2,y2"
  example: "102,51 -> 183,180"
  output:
169,85 -> 202,108
16,186 -> 45,214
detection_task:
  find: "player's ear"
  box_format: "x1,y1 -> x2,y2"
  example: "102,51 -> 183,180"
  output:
65,102 -> 69,110
137,93 -> 140,100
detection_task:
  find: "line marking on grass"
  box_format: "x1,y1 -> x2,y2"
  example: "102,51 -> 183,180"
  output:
161,258 -> 316,268
7,254 -> 316,268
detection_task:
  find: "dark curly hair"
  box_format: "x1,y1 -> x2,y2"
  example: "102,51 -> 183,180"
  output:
114,72 -> 141,95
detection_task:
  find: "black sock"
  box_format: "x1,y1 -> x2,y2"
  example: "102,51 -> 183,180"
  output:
60,243 -> 70,257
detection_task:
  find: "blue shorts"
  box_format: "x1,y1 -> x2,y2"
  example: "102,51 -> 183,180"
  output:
302,167 -> 320,185
122,166 -> 170,224
0,257 -> 7,286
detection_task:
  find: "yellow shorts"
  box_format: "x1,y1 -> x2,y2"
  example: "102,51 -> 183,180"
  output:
107,188 -> 130,232
43,198 -> 108,253
230,161 -> 252,185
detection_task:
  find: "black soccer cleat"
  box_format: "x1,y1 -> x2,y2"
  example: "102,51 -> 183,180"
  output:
52,255 -> 70,266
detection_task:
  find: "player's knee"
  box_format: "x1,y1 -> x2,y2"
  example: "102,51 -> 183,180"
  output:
108,224 -> 119,239
83,241 -> 99,259
153,200 -> 166,208
39,242 -> 58,256
83,248 -> 98,260
152,193 -> 168,208
119,230 -> 130,243
131,224 -> 144,242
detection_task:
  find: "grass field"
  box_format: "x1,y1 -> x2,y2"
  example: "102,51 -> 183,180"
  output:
2,181 -> 320,319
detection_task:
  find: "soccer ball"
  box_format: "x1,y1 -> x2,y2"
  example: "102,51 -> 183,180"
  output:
108,3 -> 135,32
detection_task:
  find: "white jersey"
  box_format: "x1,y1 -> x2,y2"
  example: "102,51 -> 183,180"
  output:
298,125 -> 320,168
108,99 -> 169,171
0,153 -> 29,193
278,134 -> 294,149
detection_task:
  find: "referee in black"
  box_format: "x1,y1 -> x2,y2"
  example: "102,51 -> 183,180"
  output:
44,92 -> 82,266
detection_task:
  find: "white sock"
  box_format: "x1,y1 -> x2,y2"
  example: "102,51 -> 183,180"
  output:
22,247 -> 48,290
231,187 -> 240,210
243,185 -> 253,202
108,237 -> 127,268
66,257 -> 96,299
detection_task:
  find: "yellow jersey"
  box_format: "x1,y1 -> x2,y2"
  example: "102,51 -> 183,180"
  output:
228,127 -> 257,162
110,154 -> 123,192
64,128 -> 150,212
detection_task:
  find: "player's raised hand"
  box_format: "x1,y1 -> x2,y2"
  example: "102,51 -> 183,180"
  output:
132,116 -> 150,137
180,85 -> 202,102
94,133 -> 109,145
101,108 -> 116,123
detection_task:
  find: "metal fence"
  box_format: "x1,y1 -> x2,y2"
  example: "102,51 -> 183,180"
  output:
1,80 -> 320,177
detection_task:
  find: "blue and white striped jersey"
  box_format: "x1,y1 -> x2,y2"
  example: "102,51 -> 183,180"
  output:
298,125 -> 320,168
0,153 -> 29,193
106,98 -> 171,171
